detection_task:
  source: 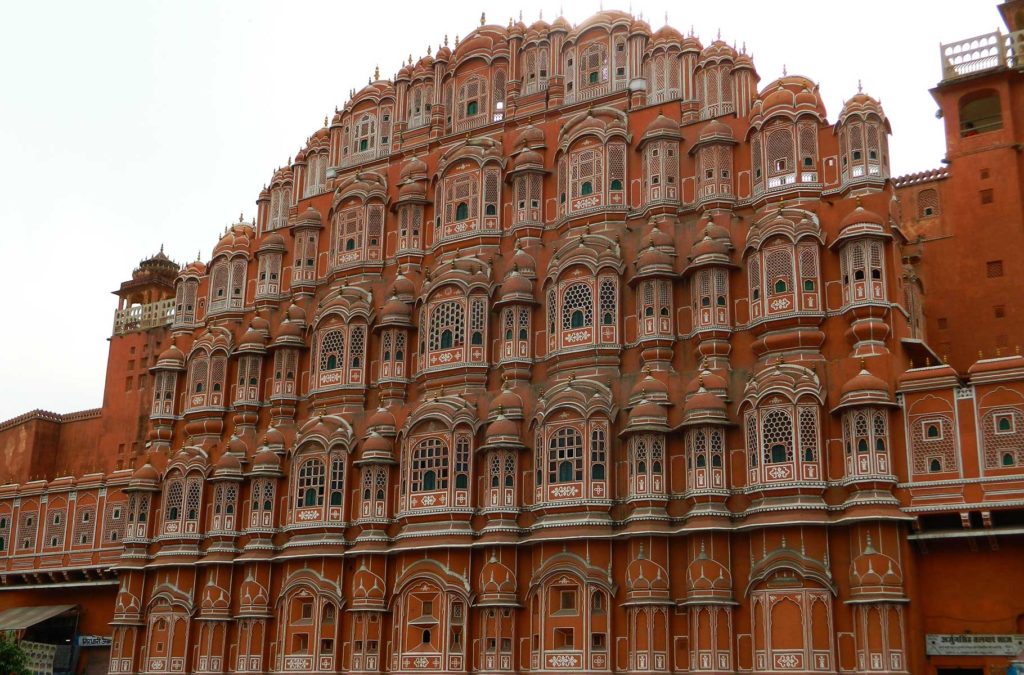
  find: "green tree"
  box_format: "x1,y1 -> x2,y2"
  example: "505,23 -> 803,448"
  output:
0,634 -> 30,675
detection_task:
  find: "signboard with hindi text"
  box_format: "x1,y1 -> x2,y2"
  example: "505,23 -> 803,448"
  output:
926,634 -> 1024,656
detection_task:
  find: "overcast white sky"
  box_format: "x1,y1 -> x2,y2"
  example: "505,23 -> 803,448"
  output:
0,1 -> 1003,421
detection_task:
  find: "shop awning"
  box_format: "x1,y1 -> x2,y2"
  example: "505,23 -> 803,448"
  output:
0,605 -> 77,631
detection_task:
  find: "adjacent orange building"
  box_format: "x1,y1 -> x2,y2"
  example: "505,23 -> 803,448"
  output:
2,5 -> 1024,675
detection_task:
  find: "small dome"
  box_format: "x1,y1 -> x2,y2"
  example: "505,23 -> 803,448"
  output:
516,124 -> 545,148
286,303 -> 307,324
840,204 -> 884,230
838,90 -> 888,127
479,554 -> 517,597
641,114 -> 680,143
650,24 -> 684,45
272,319 -> 304,346
644,222 -> 675,249
295,207 -> 323,228
485,414 -> 520,443
699,119 -> 734,141
513,148 -> 545,170
156,344 -> 186,369
361,431 -> 395,459
381,295 -> 413,323
366,406 -> 397,433
499,269 -> 534,302
392,272 -> 416,299
625,548 -> 669,596
492,384 -> 524,416
226,435 -> 248,456
687,546 -> 732,598
628,398 -> 668,428
636,245 -> 673,274
685,368 -> 727,396
262,425 -> 285,448
399,155 -> 428,181
510,245 -> 537,276
842,367 -> 889,397
132,463 -> 159,483
258,232 -> 287,253
549,15 -> 571,31
691,233 -> 730,259
850,535 -> 903,593
629,371 -> 670,408
253,447 -> 281,470
213,452 -> 242,476
238,326 -> 268,352
683,385 -> 729,425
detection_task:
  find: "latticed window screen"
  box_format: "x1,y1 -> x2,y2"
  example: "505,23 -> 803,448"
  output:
751,134 -> 763,185
44,507 -> 66,548
765,246 -> 795,296
483,168 -> 500,220
209,355 -> 227,396
492,70 -> 506,122
349,325 -> 366,370
599,277 -> 617,325
456,75 -> 486,122
429,300 -> 465,350
73,505 -> 95,546
296,458 -> 326,507
408,83 -> 434,129
548,427 -> 584,483
918,189 -> 939,218
104,500 -> 127,543
0,513 -> 12,552
591,425 -> 607,479
353,113 -> 376,152
411,438 -> 449,491
210,263 -> 229,301
367,204 -> 384,252
761,409 -> 794,464
455,434 -> 471,488
318,330 -> 345,372
608,143 -> 626,190
910,413 -> 957,474
561,283 -> 593,329
745,411 -> 759,467
766,126 -> 795,175
164,479 -> 183,525
798,406 -> 819,461
329,455 -> 345,506
579,42 -> 609,87
982,409 -> 1024,468
570,149 -> 602,200
444,173 -> 480,226
798,123 -> 818,167
17,511 -> 37,551
469,296 -> 487,345
185,478 -> 202,521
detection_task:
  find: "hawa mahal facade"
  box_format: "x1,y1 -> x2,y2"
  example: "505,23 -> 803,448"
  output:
3,5 -> 1024,675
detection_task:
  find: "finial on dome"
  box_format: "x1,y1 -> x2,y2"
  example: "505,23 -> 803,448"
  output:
196,250 -> 201,262
857,78 -> 863,93
782,63 -> 788,76
664,11 -> 668,25
374,64 -> 380,80
863,532 -> 876,553
455,34 -> 459,45
716,28 -> 721,40
859,357 -> 867,371
480,11 -> 486,25
444,34 -> 449,46
159,243 -> 164,254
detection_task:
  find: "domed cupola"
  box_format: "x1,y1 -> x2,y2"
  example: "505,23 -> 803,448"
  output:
478,553 -> 518,606
835,85 -> 891,190
686,541 -> 733,601
358,431 -> 396,464
625,545 -> 670,603
834,362 -> 896,413
682,376 -> 730,427
849,533 -> 904,599
351,561 -> 387,610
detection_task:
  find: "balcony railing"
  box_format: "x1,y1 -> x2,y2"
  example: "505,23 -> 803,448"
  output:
112,299 -> 175,335
940,29 -> 1024,82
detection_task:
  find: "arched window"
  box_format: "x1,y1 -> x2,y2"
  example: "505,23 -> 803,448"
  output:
411,437 -> 449,493
296,459 -> 326,508
548,427 -> 584,484
959,89 -> 1002,136
455,202 -> 469,221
